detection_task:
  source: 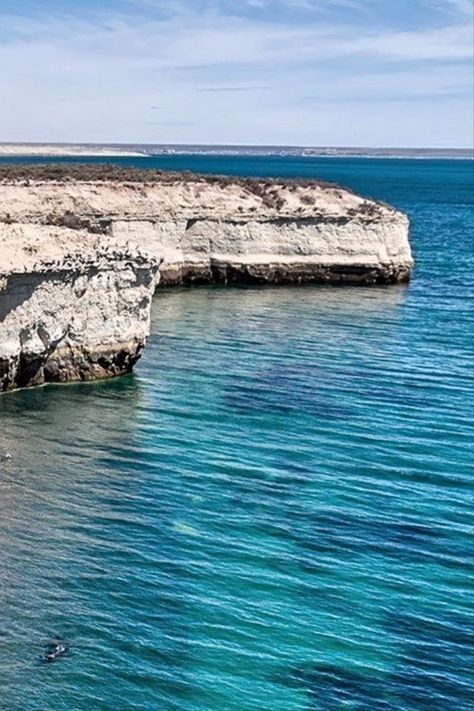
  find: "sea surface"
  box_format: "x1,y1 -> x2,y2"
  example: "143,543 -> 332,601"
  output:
0,155 -> 473,710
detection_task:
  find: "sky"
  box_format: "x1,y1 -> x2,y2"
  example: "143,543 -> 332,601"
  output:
0,0 -> 473,147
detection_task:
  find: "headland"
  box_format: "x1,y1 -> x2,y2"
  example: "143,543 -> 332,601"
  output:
0,164 -> 413,390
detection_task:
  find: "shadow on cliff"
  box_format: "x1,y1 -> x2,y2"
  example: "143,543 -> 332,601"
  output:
0,273 -> 48,321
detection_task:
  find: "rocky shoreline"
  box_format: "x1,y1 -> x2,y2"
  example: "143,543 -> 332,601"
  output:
0,164 -> 413,391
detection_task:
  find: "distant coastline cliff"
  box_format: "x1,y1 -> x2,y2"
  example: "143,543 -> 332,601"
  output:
0,165 -> 412,391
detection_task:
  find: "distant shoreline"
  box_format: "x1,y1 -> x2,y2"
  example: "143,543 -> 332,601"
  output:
0,144 -> 149,157
0,143 -> 472,160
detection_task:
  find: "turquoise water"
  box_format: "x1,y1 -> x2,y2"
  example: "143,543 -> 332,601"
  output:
0,156 -> 473,710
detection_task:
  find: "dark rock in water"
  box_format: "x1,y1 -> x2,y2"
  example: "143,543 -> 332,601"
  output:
43,639 -> 68,663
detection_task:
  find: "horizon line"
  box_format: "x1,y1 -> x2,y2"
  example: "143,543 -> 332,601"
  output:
0,141 -> 473,152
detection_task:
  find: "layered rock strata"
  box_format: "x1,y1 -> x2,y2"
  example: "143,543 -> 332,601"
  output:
0,224 -> 159,391
0,165 -> 412,391
0,165 -> 413,288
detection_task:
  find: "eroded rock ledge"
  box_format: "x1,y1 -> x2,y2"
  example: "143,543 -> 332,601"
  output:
0,164 -> 413,287
1,164 -> 412,391
0,224 -> 159,391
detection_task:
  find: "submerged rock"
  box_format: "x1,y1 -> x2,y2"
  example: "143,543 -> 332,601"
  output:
42,639 -> 69,663
0,223 -> 159,392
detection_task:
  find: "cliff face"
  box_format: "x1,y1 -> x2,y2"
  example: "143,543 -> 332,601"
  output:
0,165 -> 413,391
0,224 -> 158,391
0,166 -> 413,287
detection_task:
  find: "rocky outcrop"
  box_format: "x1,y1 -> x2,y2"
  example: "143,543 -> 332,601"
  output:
0,165 -> 413,288
0,223 -> 159,391
0,164 -> 412,391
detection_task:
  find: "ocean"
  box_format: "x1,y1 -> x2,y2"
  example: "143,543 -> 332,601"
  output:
0,155 -> 473,710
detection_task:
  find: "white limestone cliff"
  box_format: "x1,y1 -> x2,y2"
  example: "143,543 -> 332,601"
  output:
0,165 -> 412,287
0,223 -> 159,391
0,165 -> 413,391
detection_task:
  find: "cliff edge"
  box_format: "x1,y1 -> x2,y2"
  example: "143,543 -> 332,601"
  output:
0,223 -> 159,391
0,165 -> 412,287
0,164 -> 412,391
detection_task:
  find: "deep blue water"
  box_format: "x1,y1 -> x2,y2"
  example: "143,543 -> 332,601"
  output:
0,156 -> 473,710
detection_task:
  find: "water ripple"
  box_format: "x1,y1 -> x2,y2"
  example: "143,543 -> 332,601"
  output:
1,157 -> 473,710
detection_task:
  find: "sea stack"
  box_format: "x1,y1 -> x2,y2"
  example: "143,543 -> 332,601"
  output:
0,164 -> 412,391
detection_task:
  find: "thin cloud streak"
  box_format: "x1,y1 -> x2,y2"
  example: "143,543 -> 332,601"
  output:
197,86 -> 273,92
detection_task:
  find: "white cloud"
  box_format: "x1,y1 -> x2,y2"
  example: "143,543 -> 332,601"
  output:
0,2 -> 472,145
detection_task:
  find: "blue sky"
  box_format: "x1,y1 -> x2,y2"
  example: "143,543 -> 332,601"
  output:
0,0 -> 472,146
